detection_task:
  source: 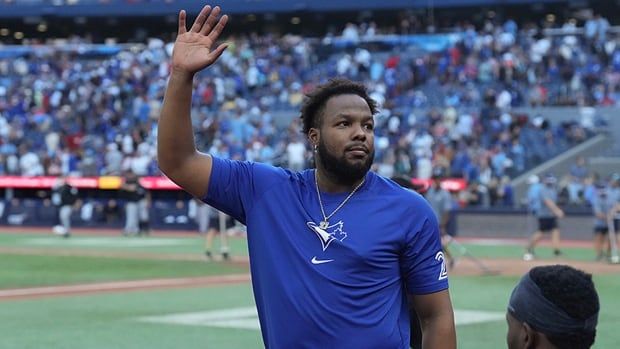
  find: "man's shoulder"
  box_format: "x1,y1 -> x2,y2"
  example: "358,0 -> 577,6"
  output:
220,157 -> 313,187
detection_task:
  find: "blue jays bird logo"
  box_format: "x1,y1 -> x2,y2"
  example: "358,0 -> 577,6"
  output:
306,221 -> 347,251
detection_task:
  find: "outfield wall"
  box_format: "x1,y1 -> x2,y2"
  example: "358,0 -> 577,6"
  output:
0,202 -> 597,240
457,211 -> 595,241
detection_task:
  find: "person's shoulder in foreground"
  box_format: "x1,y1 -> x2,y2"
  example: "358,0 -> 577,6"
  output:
506,264 -> 600,349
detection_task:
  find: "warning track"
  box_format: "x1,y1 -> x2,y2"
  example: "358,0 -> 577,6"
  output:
0,274 -> 251,301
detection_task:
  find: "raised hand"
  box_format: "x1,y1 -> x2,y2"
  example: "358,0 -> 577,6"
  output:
172,5 -> 229,76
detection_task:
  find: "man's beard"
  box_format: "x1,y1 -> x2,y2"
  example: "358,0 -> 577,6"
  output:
317,140 -> 374,185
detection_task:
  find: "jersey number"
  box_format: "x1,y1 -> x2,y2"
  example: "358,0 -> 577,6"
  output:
435,251 -> 448,280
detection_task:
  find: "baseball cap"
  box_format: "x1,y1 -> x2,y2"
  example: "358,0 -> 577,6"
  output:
543,173 -> 557,184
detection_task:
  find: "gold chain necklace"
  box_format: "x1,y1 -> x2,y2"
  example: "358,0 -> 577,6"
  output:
314,170 -> 365,229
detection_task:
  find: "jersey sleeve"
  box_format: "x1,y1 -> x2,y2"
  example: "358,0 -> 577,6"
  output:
202,156 -> 288,225
400,195 -> 449,295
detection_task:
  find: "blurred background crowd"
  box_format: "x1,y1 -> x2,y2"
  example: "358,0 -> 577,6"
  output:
0,0 -> 618,213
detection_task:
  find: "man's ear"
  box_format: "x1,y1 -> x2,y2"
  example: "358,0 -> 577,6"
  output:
308,129 -> 319,148
522,322 -> 537,349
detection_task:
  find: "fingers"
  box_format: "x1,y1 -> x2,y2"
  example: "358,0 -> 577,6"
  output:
207,14 -> 228,41
207,43 -> 229,63
178,10 -> 187,35
200,6 -> 222,35
190,5 -> 212,33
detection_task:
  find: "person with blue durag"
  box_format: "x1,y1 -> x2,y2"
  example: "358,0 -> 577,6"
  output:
506,265 -> 600,349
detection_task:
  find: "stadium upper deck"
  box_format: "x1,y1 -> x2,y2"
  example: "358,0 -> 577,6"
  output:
1,0 -> 614,45
0,0 -> 568,18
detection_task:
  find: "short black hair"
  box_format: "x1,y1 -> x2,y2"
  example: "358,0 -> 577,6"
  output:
529,265 -> 599,349
300,78 -> 378,134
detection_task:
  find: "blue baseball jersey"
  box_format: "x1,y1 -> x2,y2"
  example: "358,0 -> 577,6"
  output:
204,157 -> 448,348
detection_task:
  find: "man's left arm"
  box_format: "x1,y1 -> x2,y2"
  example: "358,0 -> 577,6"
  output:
408,291 -> 456,349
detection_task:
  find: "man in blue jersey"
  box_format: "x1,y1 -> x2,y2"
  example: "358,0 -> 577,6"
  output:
157,5 -> 456,348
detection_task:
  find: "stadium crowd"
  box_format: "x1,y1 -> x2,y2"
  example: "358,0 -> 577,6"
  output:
0,13 -> 616,209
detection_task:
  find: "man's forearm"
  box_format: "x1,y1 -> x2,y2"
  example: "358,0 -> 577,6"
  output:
544,199 -> 562,216
421,315 -> 456,349
158,70 -> 198,176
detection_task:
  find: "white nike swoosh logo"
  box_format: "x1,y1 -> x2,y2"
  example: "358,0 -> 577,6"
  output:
311,256 -> 334,265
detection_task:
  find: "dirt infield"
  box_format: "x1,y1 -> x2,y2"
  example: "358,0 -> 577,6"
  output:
0,274 -> 251,301
1,253 -> 617,301
449,256 -> 620,276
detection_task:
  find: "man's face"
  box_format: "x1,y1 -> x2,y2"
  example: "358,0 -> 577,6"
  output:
313,94 -> 374,184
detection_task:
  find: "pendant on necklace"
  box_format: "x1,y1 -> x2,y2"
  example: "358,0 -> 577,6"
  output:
319,221 -> 329,229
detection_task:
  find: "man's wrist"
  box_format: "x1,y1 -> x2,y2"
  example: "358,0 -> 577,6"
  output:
170,68 -> 195,83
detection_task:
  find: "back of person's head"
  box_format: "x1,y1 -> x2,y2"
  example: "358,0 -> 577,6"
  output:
390,176 -> 425,194
507,265 -> 599,349
300,78 -> 378,134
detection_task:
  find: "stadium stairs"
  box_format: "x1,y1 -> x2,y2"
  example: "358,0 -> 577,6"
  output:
511,106 -> 620,206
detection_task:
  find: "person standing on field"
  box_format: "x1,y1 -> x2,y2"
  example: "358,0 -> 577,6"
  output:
157,5 -> 455,348
591,182 -> 614,261
524,174 -> 564,260
120,171 -> 145,236
52,177 -> 78,238
425,169 -> 455,269
190,198 -> 231,261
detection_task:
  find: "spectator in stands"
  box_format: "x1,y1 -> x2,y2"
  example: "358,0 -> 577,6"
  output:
104,143 -> 123,175
495,175 -> 515,207
506,265 -> 599,349
461,180 -> 488,207
570,156 -> 589,180
0,1 -> 613,213
286,135 -> 307,172
526,175 -> 541,214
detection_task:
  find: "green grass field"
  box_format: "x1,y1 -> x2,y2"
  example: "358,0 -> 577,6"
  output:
1,231 -> 618,349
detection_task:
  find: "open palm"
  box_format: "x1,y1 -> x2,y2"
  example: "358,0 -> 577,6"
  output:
172,5 -> 229,74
